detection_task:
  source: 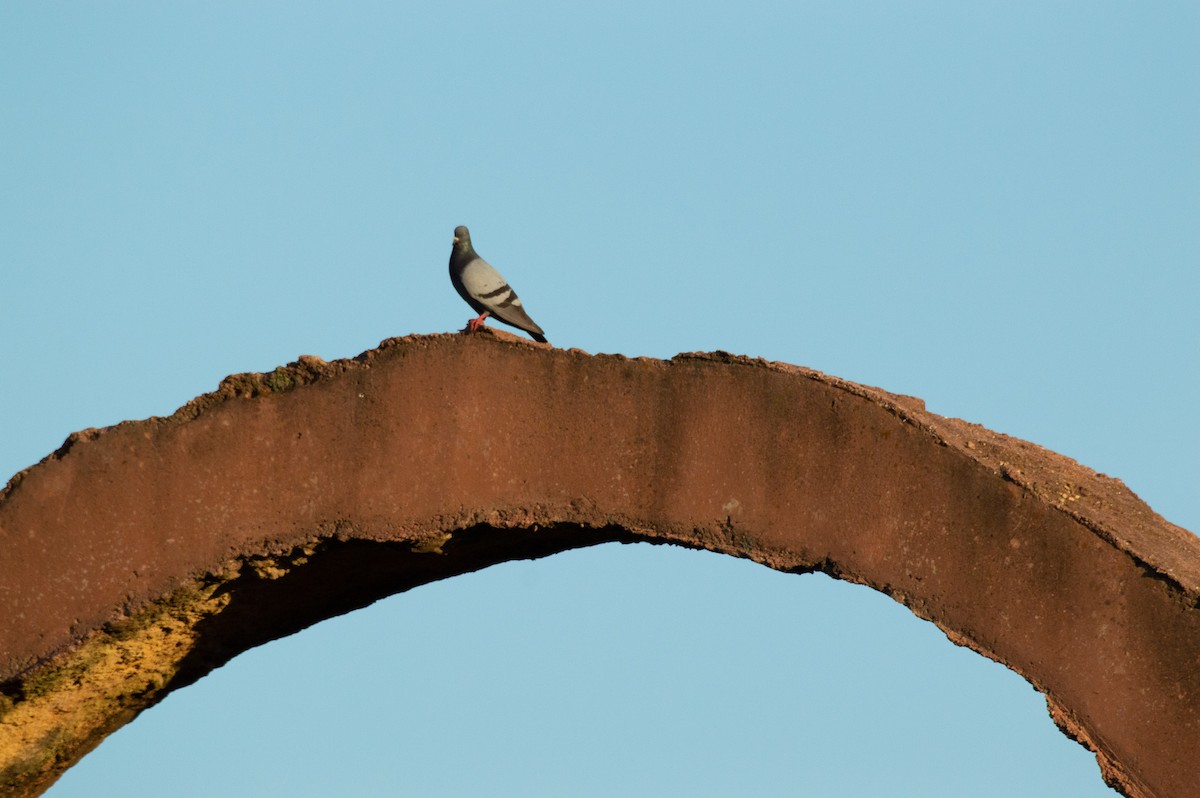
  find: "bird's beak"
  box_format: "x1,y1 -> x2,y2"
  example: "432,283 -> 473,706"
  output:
453,235 -> 460,244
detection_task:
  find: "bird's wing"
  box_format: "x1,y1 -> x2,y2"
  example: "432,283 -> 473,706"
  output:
460,257 -> 509,299
461,258 -> 545,336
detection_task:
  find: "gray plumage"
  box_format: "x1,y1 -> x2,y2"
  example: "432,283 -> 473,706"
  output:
449,225 -> 548,343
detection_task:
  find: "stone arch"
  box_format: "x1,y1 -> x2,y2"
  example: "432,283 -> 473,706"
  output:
1,333 -> 1197,798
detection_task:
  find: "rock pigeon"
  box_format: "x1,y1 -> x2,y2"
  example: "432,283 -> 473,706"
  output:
449,225 -> 548,343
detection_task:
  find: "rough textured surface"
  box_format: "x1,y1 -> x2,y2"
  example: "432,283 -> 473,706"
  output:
1,331 -> 1197,798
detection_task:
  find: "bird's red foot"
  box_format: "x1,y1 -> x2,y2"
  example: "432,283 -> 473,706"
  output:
467,313 -> 490,332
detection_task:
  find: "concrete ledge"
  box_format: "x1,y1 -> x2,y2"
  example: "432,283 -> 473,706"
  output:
2,332 -> 1197,797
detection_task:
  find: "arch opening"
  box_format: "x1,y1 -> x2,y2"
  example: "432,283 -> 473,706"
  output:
46,542 -> 1118,797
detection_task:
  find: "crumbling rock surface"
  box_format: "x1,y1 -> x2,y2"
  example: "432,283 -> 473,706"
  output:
1,332 -> 1197,797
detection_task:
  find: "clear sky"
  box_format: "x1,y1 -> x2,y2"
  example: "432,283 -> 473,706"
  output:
2,3 -> 1196,796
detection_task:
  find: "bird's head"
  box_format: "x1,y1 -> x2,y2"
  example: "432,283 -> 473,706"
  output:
452,226 -> 471,248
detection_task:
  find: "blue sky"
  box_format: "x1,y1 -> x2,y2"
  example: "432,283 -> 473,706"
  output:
2,3 -> 1196,796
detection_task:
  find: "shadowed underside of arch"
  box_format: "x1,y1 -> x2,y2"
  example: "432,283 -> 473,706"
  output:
1,332 -> 1197,798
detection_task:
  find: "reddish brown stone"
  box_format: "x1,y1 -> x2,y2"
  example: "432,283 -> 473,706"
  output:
0,331 -> 1197,797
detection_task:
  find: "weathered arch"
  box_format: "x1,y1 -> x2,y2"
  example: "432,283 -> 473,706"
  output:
1,333 -> 1197,798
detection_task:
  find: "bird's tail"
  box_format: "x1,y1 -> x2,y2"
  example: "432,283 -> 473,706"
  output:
531,332 -> 548,344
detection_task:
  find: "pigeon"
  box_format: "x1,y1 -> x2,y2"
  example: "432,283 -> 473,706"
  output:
449,225 -> 548,343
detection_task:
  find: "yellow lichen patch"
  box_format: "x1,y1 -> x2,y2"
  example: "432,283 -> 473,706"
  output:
0,582 -> 230,797
1057,483 -> 1082,505
249,557 -> 289,580
411,531 -> 452,555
